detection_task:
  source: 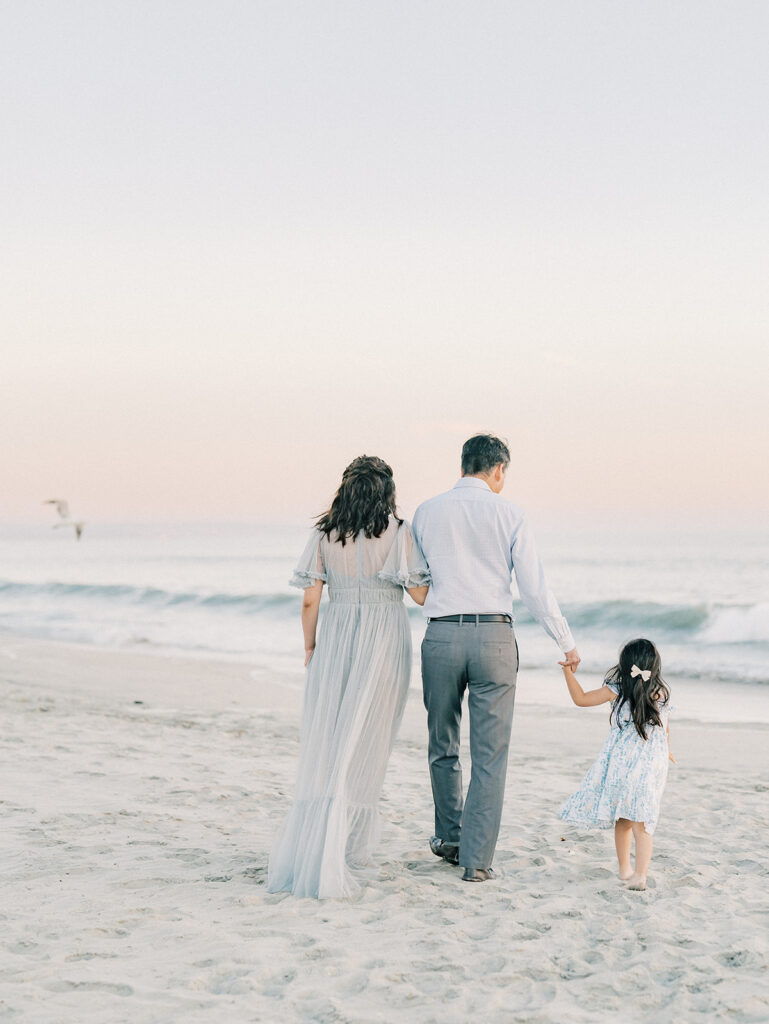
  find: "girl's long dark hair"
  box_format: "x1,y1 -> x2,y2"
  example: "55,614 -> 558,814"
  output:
606,638 -> 669,740
316,455 -> 402,545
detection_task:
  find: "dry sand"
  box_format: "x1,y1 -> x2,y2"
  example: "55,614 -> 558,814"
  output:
1,636 -> 768,1023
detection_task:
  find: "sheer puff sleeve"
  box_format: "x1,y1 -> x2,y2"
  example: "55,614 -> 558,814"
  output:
290,529 -> 327,590
378,520 -> 431,589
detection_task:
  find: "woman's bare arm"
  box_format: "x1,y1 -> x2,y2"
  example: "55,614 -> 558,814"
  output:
301,579 -> 324,665
407,585 -> 429,606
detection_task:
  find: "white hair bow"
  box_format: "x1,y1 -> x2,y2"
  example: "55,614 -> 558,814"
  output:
630,664 -> 652,683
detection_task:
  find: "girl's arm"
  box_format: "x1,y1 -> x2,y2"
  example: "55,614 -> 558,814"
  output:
301,579 -> 324,665
560,664 -> 615,707
667,723 -> 676,763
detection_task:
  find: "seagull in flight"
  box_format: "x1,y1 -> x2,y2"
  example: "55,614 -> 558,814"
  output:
43,498 -> 70,520
44,498 -> 86,540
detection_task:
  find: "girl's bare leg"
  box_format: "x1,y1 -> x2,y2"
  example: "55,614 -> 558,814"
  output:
626,821 -> 653,890
614,819 -> 633,879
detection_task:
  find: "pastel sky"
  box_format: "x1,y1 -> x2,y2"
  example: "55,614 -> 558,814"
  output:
2,1 -> 768,522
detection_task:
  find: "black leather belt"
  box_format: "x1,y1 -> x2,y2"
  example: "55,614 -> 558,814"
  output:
429,614 -> 512,624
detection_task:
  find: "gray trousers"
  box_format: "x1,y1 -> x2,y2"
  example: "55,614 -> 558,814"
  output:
421,618 -> 518,870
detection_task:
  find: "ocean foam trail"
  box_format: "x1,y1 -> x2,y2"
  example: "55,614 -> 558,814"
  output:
696,601 -> 769,645
561,599 -> 710,632
0,580 -> 295,614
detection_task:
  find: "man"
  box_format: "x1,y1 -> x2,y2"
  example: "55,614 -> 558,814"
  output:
412,434 -> 579,882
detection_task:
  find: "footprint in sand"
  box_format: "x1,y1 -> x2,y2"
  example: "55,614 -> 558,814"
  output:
259,968 -> 297,997
64,952 -> 119,962
171,848 -> 209,863
301,947 -> 328,961
719,950 -> 752,968
46,981 -> 133,996
295,1000 -> 352,1024
583,950 -> 605,965
478,955 -> 506,974
242,865 -> 266,883
405,860 -> 443,875
204,969 -> 255,995
581,866 -> 615,880
734,859 -> 768,874
677,874 -> 704,888
342,971 -> 370,994
6,940 -> 45,958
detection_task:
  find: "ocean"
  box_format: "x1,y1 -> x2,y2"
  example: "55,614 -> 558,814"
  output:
1,517 -> 767,724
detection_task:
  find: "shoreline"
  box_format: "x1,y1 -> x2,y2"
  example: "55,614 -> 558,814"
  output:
2,632 -> 767,773
2,628 -> 768,725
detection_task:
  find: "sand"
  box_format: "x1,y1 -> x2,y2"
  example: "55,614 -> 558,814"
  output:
1,635 -> 768,1023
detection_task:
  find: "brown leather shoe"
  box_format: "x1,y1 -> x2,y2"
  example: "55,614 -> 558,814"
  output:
462,867 -> 496,882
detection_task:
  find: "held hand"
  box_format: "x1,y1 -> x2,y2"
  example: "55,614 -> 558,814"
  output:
669,751 -> 677,764
304,647 -> 315,667
558,647 -> 581,671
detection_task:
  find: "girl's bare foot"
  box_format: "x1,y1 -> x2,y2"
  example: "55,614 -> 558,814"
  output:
625,873 -> 647,891
619,868 -> 634,881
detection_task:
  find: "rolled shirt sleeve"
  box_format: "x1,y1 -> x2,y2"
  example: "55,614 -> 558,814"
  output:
510,516 -> 575,653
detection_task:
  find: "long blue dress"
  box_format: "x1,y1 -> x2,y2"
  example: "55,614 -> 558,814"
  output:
559,682 -> 672,835
267,518 -> 430,898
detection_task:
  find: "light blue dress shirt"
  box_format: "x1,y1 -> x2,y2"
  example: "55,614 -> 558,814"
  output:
411,477 -> 575,653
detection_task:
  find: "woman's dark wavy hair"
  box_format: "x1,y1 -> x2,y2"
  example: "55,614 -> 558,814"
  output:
316,455 -> 402,545
606,638 -> 670,741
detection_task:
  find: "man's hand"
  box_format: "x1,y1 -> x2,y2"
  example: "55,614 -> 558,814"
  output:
558,647 -> 581,671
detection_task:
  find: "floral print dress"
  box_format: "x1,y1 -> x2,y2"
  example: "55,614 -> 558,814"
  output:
559,682 -> 672,835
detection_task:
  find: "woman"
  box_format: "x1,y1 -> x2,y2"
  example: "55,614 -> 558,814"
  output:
267,455 -> 430,899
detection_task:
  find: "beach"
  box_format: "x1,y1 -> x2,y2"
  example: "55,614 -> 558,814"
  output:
6,0 -> 769,1018
2,635 -> 768,1023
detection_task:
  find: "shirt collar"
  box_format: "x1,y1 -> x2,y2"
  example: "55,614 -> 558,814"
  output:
453,477 -> 492,492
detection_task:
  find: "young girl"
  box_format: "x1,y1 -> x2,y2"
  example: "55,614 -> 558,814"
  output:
558,638 -> 675,891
